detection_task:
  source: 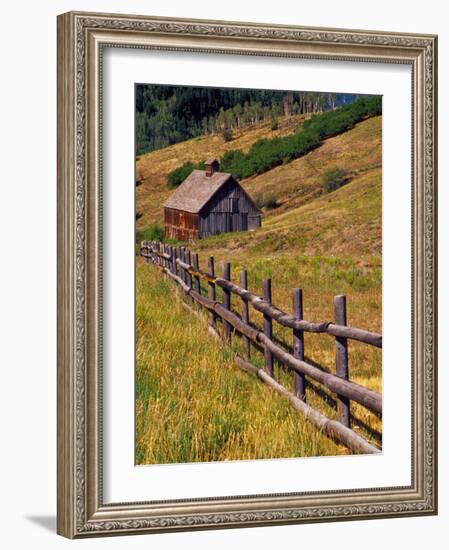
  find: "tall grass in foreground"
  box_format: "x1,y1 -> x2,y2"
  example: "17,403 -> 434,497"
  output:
136,259 -> 348,465
187,247 -> 382,446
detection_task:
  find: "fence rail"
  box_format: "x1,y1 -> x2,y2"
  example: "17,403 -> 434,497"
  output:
140,240 -> 382,455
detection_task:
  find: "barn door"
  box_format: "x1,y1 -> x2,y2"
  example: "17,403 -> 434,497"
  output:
230,213 -> 248,232
225,213 -> 232,232
238,213 -> 248,231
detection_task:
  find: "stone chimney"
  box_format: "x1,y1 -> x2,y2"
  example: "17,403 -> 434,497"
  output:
205,158 -> 219,177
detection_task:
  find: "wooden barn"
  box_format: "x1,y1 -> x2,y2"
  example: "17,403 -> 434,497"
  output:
163,159 -> 262,241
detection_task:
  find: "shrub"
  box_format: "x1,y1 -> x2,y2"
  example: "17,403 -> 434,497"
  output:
270,116 -> 278,131
221,149 -> 245,171
254,191 -> 278,210
136,223 -> 164,243
323,168 -> 347,193
220,126 -> 233,142
135,223 -> 164,256
303,95 -> 381,139
167,162 -> 195,188
167,160 -> 207,189
255,192 -> 265,209
264,191 -> 278,210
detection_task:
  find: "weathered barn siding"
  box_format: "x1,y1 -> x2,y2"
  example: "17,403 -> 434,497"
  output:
248,214 -> 262,230
198,179 -> 260,238
164,208 -> 199,240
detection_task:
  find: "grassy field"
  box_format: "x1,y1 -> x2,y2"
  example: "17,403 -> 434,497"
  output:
136,260 -> 347,464
136,114 -> 382,464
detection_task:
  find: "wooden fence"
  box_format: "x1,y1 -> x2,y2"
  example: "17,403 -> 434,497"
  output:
140,240 -> 382,455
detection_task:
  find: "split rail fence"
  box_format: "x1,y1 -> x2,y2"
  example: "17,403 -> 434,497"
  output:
140,240 -> 382,455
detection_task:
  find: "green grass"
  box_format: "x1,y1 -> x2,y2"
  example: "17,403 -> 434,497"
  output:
136,223 -> 164,243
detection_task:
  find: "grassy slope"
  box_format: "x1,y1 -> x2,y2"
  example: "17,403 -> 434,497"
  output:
244,115 -> 381,220
192,166 -> 381,260
136,115 -> 381,232
187,167 -> 382,445
136,115 -> 382,462
136,261 -> 344,464
136,114 -> 308,229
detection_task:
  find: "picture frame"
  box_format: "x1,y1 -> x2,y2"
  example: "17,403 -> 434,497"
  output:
57,10 -> 438,538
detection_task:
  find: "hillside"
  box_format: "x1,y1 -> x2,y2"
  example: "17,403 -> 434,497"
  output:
136,114 -> 308,229
136,115 -> 381,245
243,115 -> 381,217
192,166 -> 381,260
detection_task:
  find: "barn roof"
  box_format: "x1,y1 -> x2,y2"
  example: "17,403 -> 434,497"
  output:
163,169 -> 234,214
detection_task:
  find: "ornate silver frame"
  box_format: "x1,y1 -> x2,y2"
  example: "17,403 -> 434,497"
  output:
57,11 -> 438,538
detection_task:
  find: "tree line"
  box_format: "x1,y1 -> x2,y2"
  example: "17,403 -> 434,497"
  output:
167,95 -> 381,188
136,84 -> 356,155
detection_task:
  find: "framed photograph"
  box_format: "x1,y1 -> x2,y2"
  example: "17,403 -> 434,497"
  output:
57,11 -> 437,538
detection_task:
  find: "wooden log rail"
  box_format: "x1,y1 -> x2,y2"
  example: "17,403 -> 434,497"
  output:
140,240 -> 382,454
145,243 -> 382,348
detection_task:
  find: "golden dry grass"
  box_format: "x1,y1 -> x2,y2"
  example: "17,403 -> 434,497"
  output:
136,260 -> 347,465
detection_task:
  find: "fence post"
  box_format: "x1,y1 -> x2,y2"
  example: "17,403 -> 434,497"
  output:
222,262 -> 231,344
183,247 -> 188,283
192,253 -> 201,294
180,247 -> 186,283
293,288 -> 306,401
240,270 -> 251,359
334,295 -> 350,427
167,245 -> 171,272
185,249 -> 192,291
208,256 -> 216,328
172,246 -> 178,275
262,278 -> 274,377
